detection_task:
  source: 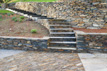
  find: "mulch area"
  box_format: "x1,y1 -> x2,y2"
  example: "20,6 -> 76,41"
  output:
0,14 -> 49,38
0,51 -> 85,71
73,28 -> 107,33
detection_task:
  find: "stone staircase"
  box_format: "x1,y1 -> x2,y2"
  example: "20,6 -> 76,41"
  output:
7,8 -> 77,51
7,8 -> 54,19
48,19 -> 77,50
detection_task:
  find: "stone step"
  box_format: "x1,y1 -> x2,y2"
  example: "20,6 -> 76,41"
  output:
48,47 -> 76,50
49,25 -> 71,26
50,32 -> 75,34
50,30 -> 73,32
50,39 -> 76,42
49,21 -> 68,23
50,38 -> 76,41
8,8 -> 53,20
49,43 -> 76,47
49,22 -> 70,25
49,37 -> 76,39
50,34 -> 75,37
48,19 -> 66,21
50,26 -> 71,29
50,28 -> 73,30
50,41 -> 76,44
50,28 -> 73,32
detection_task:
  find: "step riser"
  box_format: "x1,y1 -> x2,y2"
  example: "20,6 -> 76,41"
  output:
50,34 -> 75,37
49,38 -> 76,41
50,30 -> 73,32
49,37 -> 76,39
50,26 -> 71,28
48,47 -> 76,50
49,20 -> 67,23
49,23 -> 70,25
49,44 -> 76,47
50,32 -> 74,34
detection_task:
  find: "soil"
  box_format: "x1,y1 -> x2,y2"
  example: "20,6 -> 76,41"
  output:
0,14 -> 49,38
73,27 -> 107,33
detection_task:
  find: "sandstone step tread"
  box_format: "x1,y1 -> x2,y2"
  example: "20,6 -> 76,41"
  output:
49,25 -> 71,26
50,41 -> 76,44
50,28 -> 73,30
50,32 -> 75,34
49,37 -> 76,38
48,47 -> 76,50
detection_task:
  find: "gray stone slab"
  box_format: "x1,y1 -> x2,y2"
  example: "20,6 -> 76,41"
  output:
0,49 -> 24,59
78,53 -> 107,71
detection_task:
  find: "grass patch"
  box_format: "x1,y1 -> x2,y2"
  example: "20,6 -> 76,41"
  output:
0,10 -> 13,14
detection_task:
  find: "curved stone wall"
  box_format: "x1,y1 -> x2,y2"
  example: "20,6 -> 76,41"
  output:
15,1 -> 107,29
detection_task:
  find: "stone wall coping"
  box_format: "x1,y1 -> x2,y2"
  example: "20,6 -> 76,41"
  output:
75,31 -> 107,35
0,36 -> 49,40
77,33 -> 107,35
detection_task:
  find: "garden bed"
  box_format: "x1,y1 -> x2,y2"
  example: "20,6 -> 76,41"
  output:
0,13 -> 49,38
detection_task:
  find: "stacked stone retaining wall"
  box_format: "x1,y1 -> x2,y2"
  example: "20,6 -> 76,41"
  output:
0,36 -> 48,51
77,34 -> 107,53
0,35 -> 107,53
15,1 -> 107,29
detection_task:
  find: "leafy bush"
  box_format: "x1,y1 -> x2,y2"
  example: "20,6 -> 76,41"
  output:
19,19 -> 23,22
31,29 -> 37,33
2,13 -> 6,15
14,19 -> 18,22
20,16 -> 25,19
11,13 -> 14,15
0,15 -> 2,19
7,13 -> 11,16
12,17 -> 17,21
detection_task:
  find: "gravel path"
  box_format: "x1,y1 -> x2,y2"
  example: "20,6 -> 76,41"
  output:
0,51 -> 85,71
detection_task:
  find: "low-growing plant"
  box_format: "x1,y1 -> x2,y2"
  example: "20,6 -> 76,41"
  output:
19,19 -> 23,22
0,15 -> 2,19
31,29 -> 37,33
20,16 -> 25,19
7,13 -> 11,16
11,13 -> 14,15
14,19 -> 18,22
12,17 -> 17,21
2,13 -> 6,15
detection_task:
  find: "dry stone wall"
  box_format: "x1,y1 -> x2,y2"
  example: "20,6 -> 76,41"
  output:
77,34 -> 107,53
15,1 -> 107,29
0,36 -> 48,51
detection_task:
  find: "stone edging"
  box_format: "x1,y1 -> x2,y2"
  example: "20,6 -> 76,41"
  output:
0,36 -> 49,40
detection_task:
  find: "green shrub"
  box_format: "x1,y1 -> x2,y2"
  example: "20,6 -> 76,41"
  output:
0,15 -> 2,19
20,16 -> 25,19
2,13 -> 6,15
19,19 -> 23,22
11,13 -> 14,15
7,13 -> 11,16
12,17 -> 17,21
14,19 -> 18,22
31,29 -> 37,33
